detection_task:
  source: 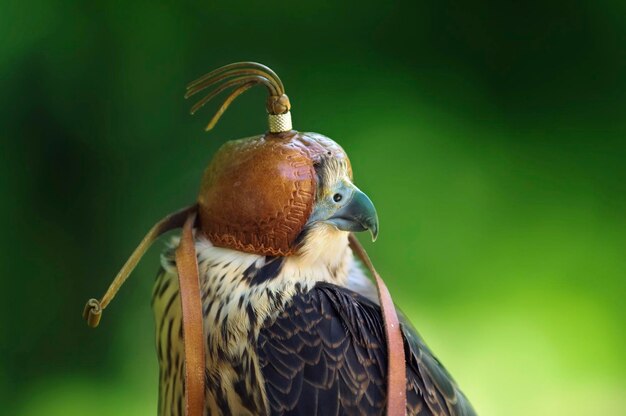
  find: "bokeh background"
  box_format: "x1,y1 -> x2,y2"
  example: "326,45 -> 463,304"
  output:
2,1 -> 625,415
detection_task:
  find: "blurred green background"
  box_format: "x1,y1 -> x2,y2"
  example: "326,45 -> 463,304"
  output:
1,1 -> 625,415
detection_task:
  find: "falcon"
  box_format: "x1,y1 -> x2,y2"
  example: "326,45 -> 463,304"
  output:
84,62 -> 476,416
152,129 -> 475,415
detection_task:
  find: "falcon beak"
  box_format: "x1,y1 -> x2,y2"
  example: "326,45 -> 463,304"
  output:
327,188 -> 379,241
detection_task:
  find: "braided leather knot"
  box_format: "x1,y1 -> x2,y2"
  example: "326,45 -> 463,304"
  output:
266,94 -> 291,115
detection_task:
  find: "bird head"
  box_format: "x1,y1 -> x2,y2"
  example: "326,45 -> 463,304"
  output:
196,130 -> 378,258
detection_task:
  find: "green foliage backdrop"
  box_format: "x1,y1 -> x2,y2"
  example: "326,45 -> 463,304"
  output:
1,1 -> 624,415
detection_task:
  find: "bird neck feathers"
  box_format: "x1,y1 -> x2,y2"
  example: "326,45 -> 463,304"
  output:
171,227 -> 353,355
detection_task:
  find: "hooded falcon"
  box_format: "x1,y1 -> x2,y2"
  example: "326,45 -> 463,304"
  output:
152,127 -> 476,416
83,62 -> 476,416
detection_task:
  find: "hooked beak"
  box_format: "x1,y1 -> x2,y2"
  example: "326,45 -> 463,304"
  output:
327,188 -> 379,241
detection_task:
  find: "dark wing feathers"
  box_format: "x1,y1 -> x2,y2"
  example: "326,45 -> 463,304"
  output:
257,283 -> 476,416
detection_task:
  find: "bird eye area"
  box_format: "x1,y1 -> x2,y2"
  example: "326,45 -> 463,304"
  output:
333,193 -> 343,203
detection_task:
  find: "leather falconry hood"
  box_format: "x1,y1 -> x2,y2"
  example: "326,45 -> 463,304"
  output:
82,62 -> 406,416
197,131 -> 351,256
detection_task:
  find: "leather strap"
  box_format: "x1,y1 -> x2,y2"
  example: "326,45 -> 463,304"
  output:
83,205 -> 197,328
175,212 -> 206,416
349,234 -> 407,416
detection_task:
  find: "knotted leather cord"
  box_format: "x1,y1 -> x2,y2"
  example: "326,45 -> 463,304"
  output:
349,234 -> 407,416
175,212 -> 206,416
82,205 -> 197,327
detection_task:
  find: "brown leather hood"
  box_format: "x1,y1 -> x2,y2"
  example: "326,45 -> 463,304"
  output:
197,130 -> 351,256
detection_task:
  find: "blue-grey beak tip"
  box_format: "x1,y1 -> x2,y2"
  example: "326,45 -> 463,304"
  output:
369,218 -> 379,242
